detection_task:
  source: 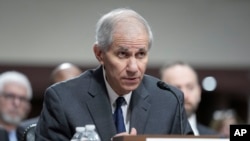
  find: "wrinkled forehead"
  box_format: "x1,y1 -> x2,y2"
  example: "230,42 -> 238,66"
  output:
111,21 -> 149,49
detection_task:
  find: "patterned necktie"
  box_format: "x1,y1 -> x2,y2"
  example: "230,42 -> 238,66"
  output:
113,97 -> 126,133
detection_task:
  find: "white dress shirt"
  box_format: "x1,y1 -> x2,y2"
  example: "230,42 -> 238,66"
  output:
8,130 -> 17,141
188,114 -> 199,135
102,67 -> 132,133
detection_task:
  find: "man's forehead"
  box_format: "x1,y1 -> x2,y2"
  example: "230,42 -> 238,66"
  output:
115,45 -> 148,51
3,82 -> 27,91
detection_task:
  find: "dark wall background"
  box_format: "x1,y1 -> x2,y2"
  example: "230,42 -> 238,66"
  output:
0,65 -> 249,126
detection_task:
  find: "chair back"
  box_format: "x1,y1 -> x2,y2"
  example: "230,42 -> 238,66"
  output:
22,123 -> 36,141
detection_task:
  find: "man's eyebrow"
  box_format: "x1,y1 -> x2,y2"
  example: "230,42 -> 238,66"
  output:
117,46 -> 129,51
138,48 -> 147,51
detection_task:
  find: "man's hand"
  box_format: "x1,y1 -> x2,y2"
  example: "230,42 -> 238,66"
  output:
112,128 -> 137,140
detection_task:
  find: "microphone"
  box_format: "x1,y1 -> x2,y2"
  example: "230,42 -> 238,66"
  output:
157,81 -> 183,134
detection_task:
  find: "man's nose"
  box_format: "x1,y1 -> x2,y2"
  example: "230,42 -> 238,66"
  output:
182,89 -> 189,100
13,97 -> 22,106
127,58 -> 139,73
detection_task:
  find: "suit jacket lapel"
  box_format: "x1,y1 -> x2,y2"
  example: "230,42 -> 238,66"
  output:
86,66 -> 116,141
130,81 -> 151,134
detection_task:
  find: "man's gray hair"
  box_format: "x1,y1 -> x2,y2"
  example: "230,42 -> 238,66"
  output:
95,8 -> 153,51
0,71 -> 32,100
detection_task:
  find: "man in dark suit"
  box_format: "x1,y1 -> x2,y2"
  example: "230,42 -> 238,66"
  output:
0,71 -> 32,141
35,8 -> 193,141
160,61 -> 217,135
16,62 -> 82,141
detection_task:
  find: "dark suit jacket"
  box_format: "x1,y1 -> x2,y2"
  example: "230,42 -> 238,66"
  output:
197,123 -> 217,135
0,127 -> 9,141
35,66 -> 193,141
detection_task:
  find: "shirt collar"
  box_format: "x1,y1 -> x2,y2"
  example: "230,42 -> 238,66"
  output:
8,130 -> 17,141
188,113 -> 199,135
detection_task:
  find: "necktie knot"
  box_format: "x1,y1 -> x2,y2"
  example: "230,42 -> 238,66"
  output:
116,97 -> 125,108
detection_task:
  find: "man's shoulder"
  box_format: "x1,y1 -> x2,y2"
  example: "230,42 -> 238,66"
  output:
49,68 -> 97,89
142,74 -> 184,98
19,116 -> 39,128
45,67 -> 103,98
142,74 -> 160,85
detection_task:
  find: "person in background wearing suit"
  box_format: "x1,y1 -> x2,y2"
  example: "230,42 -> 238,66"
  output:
0,127 -> 9,141
16,62 -> 82,141
35,8 -> 193,141
0,71 -> 32,141
160,61 -> 217,135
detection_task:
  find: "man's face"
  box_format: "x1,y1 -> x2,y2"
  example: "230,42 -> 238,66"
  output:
94,19 -> 149,95
162,65 -> 201,117
0,82 -> 30,125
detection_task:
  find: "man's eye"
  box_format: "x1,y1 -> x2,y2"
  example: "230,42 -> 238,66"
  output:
187,85 -> 195,91
137,52 -> 146,58
118,52 -> 127,58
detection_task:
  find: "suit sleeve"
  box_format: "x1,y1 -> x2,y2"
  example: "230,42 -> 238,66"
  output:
35,87 -> 71,141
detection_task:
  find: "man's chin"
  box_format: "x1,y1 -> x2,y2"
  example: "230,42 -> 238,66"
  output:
184,107 -> 193,116
3,114 -> 22,125
125,85 -> 139,91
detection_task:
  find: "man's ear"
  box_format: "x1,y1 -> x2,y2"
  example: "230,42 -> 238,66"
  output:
93,44 -> 104,65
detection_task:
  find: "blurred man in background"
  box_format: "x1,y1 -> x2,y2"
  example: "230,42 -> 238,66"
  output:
0,71 -> 32,141
16,62 -> 82,141
50,62 -> 82,84
160,61 -> 217,135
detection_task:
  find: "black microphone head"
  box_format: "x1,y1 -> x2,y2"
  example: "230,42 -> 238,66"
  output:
157,81 -> 170,90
